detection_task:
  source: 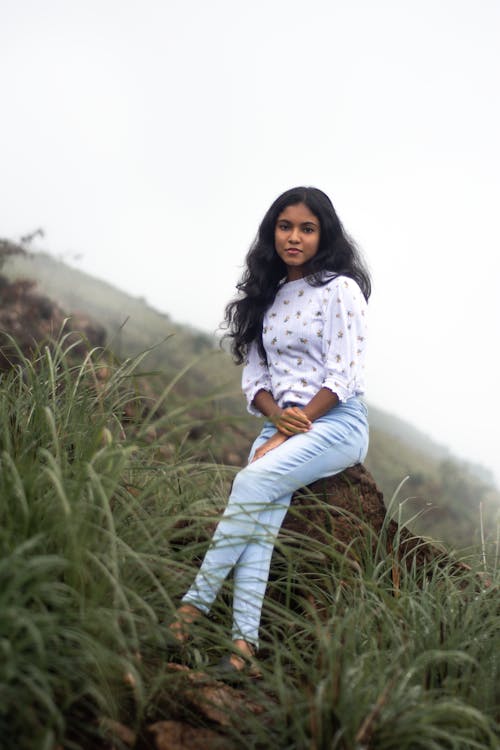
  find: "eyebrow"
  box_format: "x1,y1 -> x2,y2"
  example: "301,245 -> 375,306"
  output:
277,219 -> 319,227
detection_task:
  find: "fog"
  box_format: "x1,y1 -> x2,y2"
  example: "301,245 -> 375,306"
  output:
1,0 -> 499,485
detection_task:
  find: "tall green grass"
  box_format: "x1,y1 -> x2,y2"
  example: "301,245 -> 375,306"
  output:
0,334 -> 225,748
0,334 -> 498,749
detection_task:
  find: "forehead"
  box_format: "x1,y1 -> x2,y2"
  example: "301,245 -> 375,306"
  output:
276,202 -> 319,224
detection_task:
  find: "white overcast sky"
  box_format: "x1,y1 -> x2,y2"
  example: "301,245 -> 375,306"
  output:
1,0 -> 499,487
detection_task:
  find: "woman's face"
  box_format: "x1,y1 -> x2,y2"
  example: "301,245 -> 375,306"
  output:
274,202 -> 321,281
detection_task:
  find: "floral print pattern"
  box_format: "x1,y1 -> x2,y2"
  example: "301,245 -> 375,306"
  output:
242,275 -> 368,416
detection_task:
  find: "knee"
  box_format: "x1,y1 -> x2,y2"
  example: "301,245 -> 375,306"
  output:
231,466 -> 253,495
231,464 -> 266,498
358,430 -> 369,463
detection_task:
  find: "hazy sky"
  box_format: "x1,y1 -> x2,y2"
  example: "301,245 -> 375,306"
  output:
1,0 -> 499,487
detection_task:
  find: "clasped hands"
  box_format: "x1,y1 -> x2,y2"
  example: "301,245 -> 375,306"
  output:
251,407 -> 311,463
271,406 -> 312,436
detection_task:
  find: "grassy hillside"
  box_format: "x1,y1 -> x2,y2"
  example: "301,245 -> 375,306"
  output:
0,338 -> 498,750
4,250 -> 500,548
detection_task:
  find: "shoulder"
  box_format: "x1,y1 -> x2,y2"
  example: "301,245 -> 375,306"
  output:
323,274 -> 365,301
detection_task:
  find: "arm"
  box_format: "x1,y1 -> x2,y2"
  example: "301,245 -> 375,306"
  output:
302,386 -> 339,420
252,388 -> 312,435
252,385 -> 338,431
250,388 -> 307,462
250,386 -> 339,462
241,341 -> 273,416
322,277 -> 368,402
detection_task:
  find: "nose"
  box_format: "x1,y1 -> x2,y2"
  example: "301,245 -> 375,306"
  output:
289,226 -> 301,244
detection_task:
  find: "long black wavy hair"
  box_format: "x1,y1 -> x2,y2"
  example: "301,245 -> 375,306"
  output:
223,186 -> 371,364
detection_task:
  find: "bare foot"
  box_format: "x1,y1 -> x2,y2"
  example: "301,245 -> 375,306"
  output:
169,603 -> 203,644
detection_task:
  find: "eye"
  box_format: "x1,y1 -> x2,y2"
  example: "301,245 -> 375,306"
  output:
277,222 -> 290,231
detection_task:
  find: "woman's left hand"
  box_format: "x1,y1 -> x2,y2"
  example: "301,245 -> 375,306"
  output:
272,406 -> 311,436
251,432 -> 289,462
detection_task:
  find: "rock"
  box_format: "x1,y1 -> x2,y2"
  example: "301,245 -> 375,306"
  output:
145,664 -> 269,750
276,464 -> 469,590
99,718 -> 136,747
173,463 -> 468,589
165,664 -> 265,727
0,275 -> 106,369
148,719 -> 235,750
68,312 -> 106,348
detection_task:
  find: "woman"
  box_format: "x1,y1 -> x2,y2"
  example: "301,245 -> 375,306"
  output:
170,186 -> 371,675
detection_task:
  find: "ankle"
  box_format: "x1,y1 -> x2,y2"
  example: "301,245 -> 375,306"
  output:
168,604 -> 203,644
232,639 -> 256,659
176,603 -> 202,623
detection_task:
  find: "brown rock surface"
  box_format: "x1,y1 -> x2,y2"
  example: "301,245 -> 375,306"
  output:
145,665 -> 267,750
0,275 -> 106,369
99,718 -> 136,747
277,463 -> 469,587
165,664 -> 265,727
148,720 -> 235,750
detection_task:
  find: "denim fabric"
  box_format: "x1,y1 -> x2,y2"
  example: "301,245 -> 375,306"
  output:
182,397 -> 368,647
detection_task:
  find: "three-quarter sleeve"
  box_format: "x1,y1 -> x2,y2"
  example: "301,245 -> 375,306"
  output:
241,340 -> 273,416
322,278 -> 367,402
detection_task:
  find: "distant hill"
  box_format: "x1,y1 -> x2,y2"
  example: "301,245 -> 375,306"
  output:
5,250 -> 216,367
4,249 -> 499,548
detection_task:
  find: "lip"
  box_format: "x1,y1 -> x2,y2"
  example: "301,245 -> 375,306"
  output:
285,248 -> 301,254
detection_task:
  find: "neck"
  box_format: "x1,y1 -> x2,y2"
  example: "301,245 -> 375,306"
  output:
286,268 -> 305,282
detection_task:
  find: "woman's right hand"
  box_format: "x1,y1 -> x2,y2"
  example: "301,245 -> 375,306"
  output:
271,407 -> 311,436
251,431 -> 289,462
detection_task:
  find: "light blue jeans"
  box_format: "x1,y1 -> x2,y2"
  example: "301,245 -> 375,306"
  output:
182,397 -> 368,647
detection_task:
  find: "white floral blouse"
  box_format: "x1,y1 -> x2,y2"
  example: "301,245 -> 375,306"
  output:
241,274 -> 367,416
